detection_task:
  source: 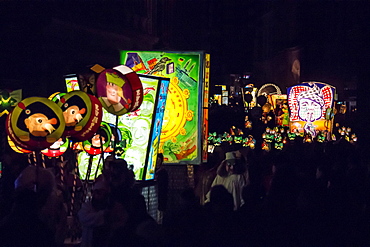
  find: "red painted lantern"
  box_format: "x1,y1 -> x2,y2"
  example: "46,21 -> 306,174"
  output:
96,65 -> 143,115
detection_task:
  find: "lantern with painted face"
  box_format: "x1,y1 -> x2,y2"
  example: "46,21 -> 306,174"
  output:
96,66 -> 143,116
58,91 -> 102,141
82,121 -> 112,155
6,97 -> 65,150
41,137 -> 70,157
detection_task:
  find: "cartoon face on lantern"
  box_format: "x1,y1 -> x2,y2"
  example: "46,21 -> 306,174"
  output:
7,98 -> 65,150
297,87 -> 325,123
131,117 -> 151,146
288,82 -> 335,138
99,72 -> 131,113
24,113 -> 57,137
106,82 -> 122,105
49,138 -> 65,149
63,105 -> 86,127
91,133 -> 106,148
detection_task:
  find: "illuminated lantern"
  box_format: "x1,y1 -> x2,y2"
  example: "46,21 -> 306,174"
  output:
225,134 -> 233,145
214,137 -> 222,146
317,132 -> 326,143
208,132 -> 217,143
0,89 -> 22,117
246,135 -> 256,149
58,90 -> 102,141
275,142 -> 284,150
274,133 -> 283,143
262,103 -> 272,113
234,136 -> 243,144
41,137 -> 69,157
7,136 -> 32,154
105,123 -> 122,153
83,122 -> 112,155
287,131 -> 296,141
6,97 -> 65,150
288,82 -> 335,137
72,142 -> 83,151
96,66 -> 143,116
340,127 -> 346,136
245,120 -> 252,129
262,141 -> 270,151
49,92 -> 66,104
304,134 -> 313,143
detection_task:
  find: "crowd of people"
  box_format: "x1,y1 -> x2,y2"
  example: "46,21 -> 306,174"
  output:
0,135 -> 370,246
187,138 -> 370,246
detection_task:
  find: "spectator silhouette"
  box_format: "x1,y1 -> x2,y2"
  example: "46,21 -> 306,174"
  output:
78,177 -> 111,247
203,185 -> 241,246
155,153 -> 168,224
0,165 -> 56,247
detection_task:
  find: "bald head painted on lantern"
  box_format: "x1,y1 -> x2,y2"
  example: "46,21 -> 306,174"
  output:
297,84 -> 324,122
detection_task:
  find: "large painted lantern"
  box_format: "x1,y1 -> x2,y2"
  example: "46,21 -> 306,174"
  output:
6,97 -> 65,150
287,82 -> 335,137
58,90 -> 102,141
96,65 -> 143,116
101,74 -> 170,180
120,51 -> 210,165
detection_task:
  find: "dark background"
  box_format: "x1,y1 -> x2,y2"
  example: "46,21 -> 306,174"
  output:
0,1 -> 369,142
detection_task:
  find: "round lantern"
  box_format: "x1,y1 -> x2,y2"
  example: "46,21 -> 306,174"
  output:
6,97 -> 65,150
58,90 -> 103,141
49,92 -> 66,104
7,135 -> 32,154
96,65 -> 143,116
82,122 -> 112,155
41,137 -> 70,157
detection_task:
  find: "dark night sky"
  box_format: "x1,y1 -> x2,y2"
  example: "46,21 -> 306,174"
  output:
0,2 -> 368,100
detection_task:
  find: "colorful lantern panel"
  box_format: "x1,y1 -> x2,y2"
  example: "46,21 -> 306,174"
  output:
121,50 -> 209,165
101,75 -> 169,180
287,82 -> 335,137
6,97 -> 65,150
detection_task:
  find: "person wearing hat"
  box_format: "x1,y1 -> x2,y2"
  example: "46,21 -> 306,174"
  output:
206,150 -> 249,211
